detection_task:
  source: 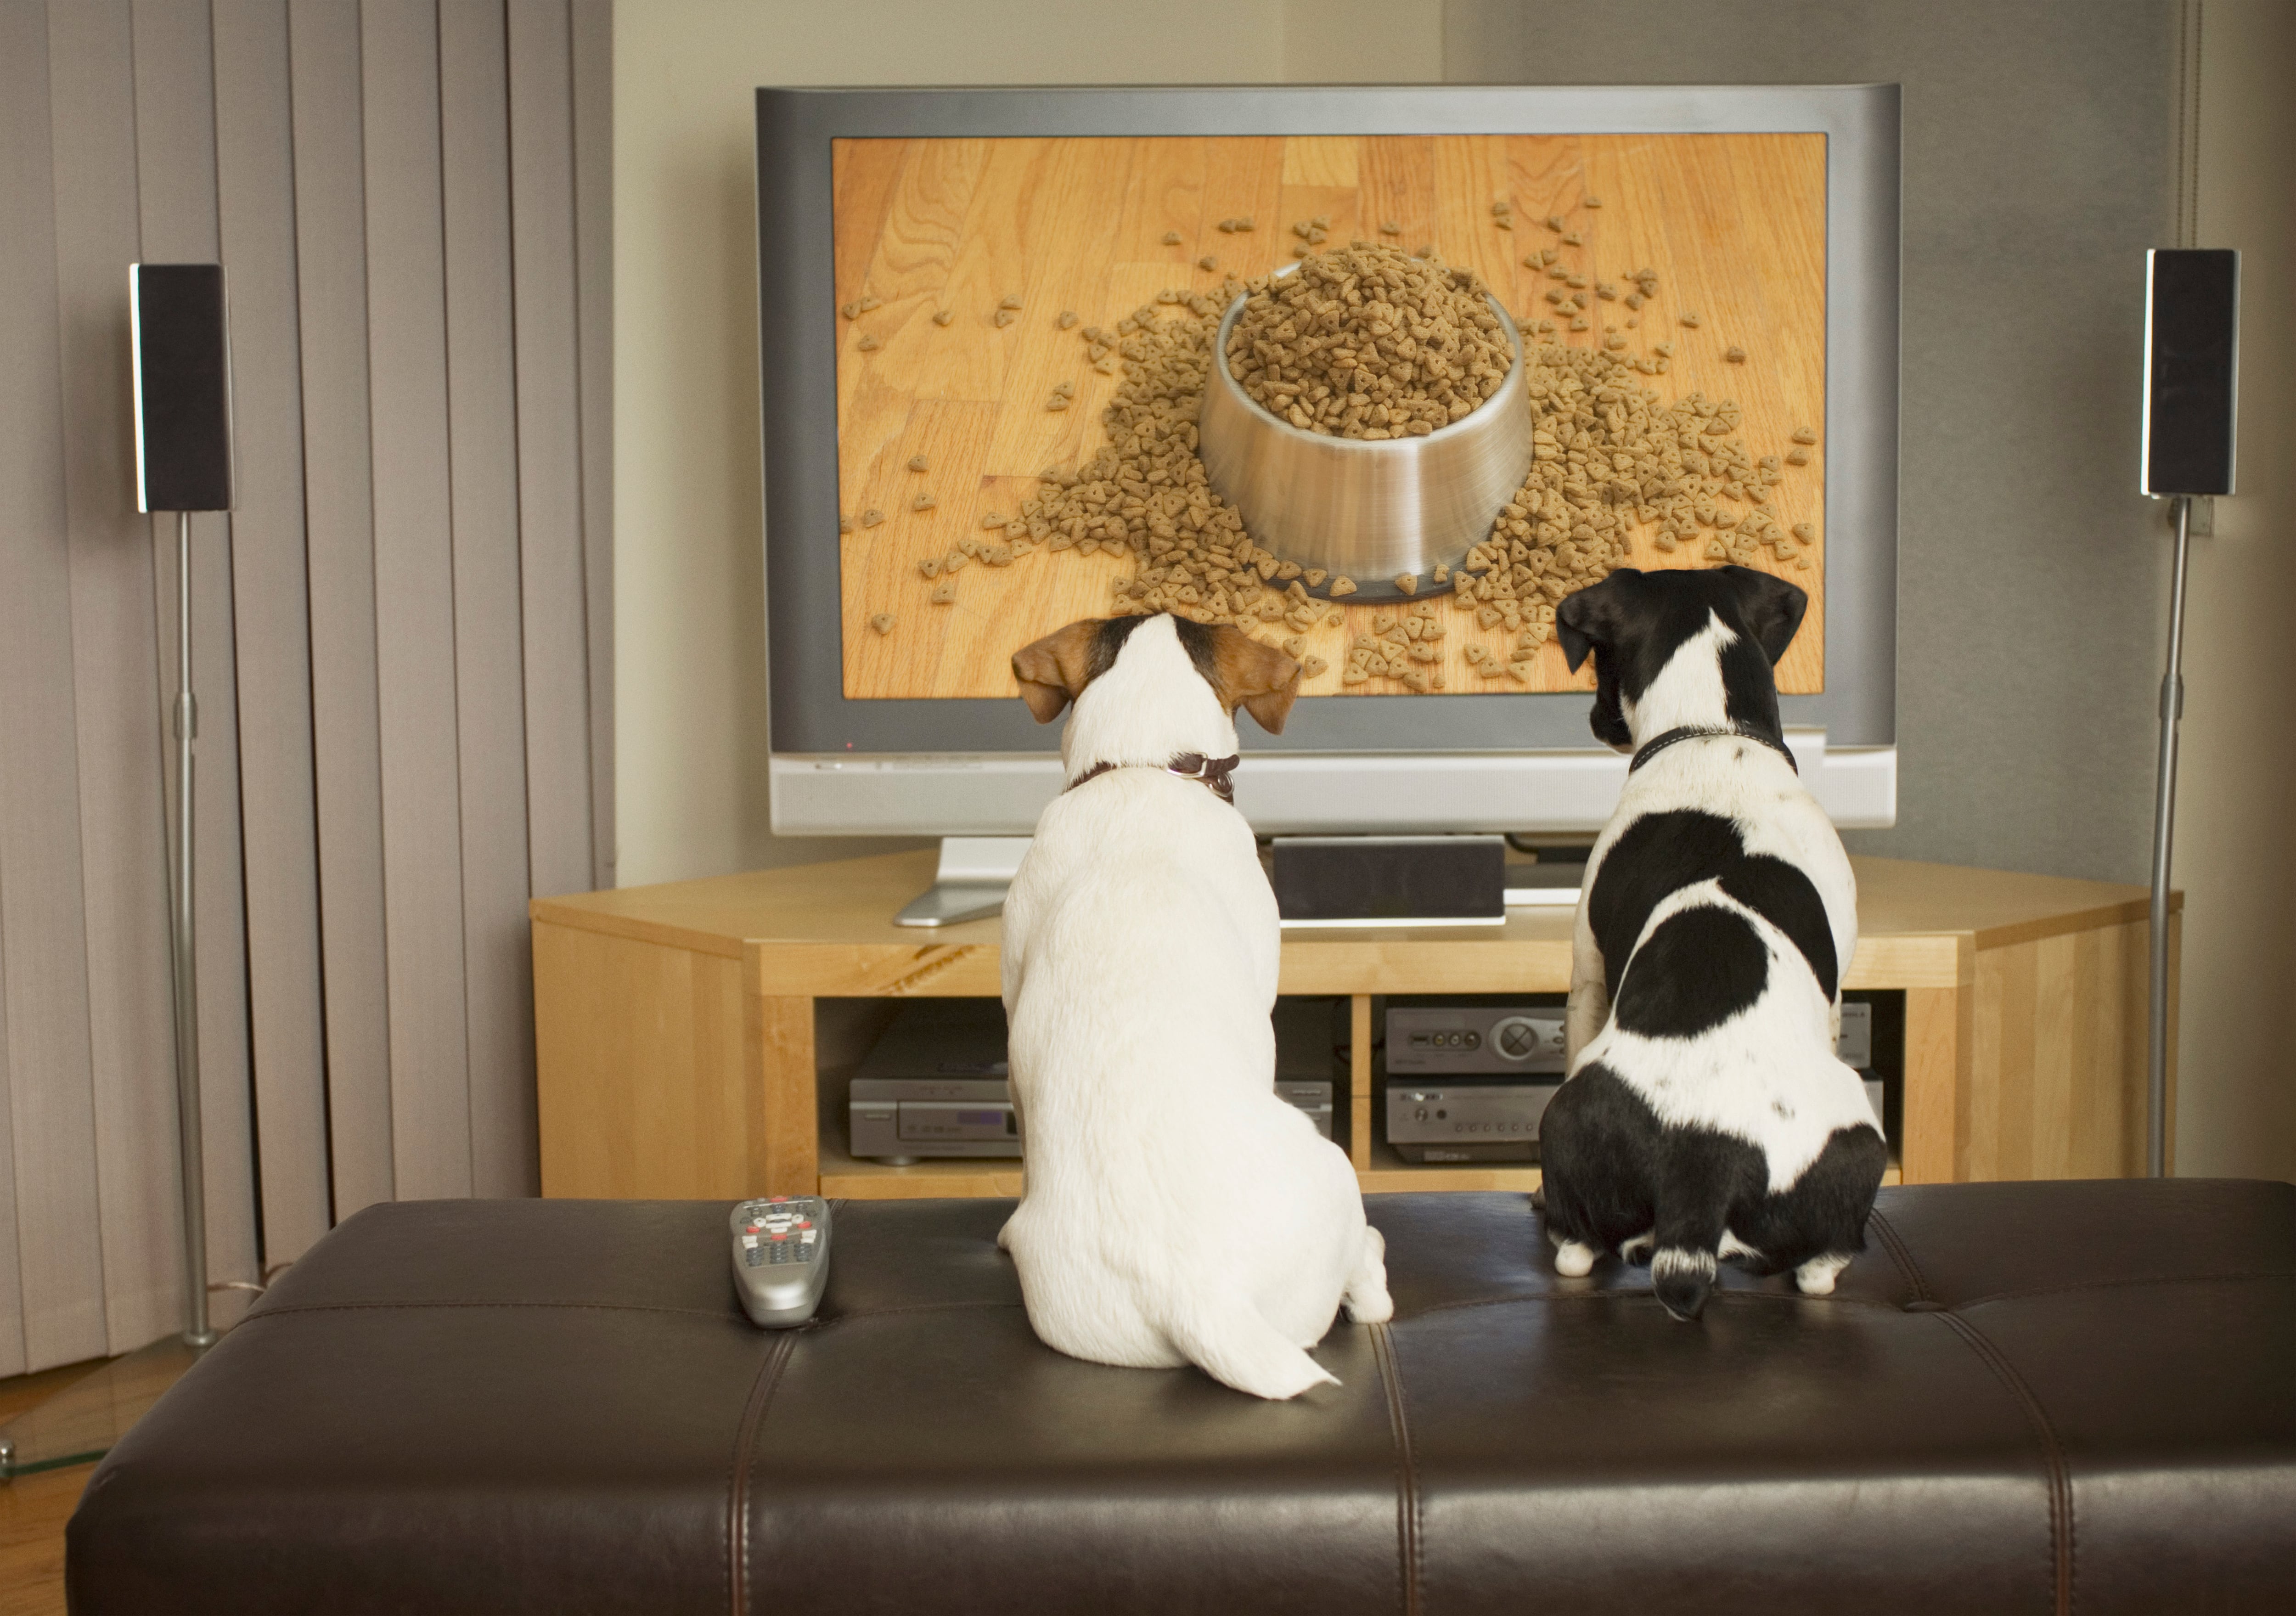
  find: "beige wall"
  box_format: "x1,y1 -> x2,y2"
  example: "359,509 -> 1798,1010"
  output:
612,0 -> 1442,887
2172,0 -> 2296,1180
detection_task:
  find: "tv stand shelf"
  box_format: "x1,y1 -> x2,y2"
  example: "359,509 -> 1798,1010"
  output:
531,850 -> 2177,1200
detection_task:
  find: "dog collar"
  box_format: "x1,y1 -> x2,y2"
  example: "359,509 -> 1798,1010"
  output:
1065,752 -> 1241,804
1628,725 -> 1799,776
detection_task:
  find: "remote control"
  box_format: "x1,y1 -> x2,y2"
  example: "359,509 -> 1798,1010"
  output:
730,1196 -> 832,1327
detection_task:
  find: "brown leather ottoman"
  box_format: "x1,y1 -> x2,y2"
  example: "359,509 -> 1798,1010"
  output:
68,1181 -> 2296,1614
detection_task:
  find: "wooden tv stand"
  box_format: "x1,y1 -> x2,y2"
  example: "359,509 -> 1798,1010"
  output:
531,850 -> 2177,1201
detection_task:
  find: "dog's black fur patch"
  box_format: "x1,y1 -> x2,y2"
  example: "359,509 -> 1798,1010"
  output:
1611,906 -> 1768,1039
1091,614 -> 1231,704
1540,1063 -> 1889,1318
1556,566 -> 1806,750
1588,811 -> 1840,1006
1087,614 -> 1153,679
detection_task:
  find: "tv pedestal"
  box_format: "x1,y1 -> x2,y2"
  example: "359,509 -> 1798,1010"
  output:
892,837 -> 1030,928
530,849 -> 2179,1202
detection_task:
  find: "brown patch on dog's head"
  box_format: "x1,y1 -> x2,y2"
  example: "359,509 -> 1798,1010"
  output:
1173,619 -> 1303,734
1012,614 -> 1300,732
1010,618 -> 1108,722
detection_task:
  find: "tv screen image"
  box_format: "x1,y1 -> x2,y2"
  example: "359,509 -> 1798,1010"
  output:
756,88 -> 1898,837
831,132 -> 1828,704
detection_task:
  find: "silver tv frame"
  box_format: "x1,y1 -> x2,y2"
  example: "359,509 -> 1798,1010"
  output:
758,84 -> 1901,835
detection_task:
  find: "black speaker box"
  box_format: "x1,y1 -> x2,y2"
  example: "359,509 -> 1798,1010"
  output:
2142,248 -> 2239,498
1271,836 -> 1506,927
131,263 -> 235,513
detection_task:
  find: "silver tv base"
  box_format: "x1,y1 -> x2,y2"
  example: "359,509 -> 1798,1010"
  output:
894,837 -> 1031,928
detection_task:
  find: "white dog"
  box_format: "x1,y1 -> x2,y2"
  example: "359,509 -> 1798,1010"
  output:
996,612 -> 1392,1399
1537,568 -> 1887,1322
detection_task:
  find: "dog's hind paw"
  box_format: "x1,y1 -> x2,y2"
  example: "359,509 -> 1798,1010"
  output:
1795,1252 -> 1852,1295
1343,1227 -> 1395,1323
1552,1239 -> 1598,1278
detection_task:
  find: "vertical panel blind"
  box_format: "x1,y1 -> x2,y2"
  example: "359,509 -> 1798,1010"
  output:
0,0 -> 612,1375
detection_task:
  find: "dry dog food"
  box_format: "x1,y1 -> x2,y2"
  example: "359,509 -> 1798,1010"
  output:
870,613 -> 895,634
1223,242 -> 1512,439
1019,283 -> 1263,622
1455,342 -> 1798,610
969,241 -> 1814,695
907,454 -> 929,472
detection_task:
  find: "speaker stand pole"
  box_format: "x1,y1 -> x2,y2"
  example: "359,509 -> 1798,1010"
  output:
168,510 -> 216,1349
2144,495 -> 2192,1180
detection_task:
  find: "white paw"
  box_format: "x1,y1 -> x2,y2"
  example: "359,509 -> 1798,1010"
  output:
1795,1252 -> 1851,1295
1553,1239 -> 1597,1278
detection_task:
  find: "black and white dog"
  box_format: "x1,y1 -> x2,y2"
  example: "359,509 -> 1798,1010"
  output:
1537,567 -> 1887,1322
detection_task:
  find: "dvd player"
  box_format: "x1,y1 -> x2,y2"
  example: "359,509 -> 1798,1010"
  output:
847,999 -> 1337,1164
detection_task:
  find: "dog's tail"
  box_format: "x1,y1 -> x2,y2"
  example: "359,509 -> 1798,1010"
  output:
1162,1288 -> 1339,1401
1649,1153 -> 1738,1323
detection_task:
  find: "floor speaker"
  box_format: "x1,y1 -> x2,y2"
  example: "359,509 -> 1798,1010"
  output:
2141,248 -> 2239,497
130,263 -> 234,513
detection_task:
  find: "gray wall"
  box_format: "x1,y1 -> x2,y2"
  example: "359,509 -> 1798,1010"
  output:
1446,0 -> 2181,884
2171,0 -> 2296,1182
0,0 -> 612,1375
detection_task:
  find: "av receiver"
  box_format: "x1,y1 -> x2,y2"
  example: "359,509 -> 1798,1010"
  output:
1383,1000 -> 1881,1163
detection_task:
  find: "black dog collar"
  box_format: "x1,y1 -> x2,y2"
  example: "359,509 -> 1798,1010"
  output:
1066,752 -> 1241,804
1628,726 -> 1799,776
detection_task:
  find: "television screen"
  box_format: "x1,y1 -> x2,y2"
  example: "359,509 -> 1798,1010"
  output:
830,132 -> 1827,703
757,87 -> 1897,835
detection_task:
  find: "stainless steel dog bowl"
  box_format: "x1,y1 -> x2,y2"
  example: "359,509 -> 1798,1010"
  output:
1199,284 -> 1533,603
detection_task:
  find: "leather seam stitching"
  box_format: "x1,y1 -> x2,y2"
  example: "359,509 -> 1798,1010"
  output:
1949,1267 -> 2296,1312
804,1298 -> 1021,1326
1370,1322 -> 1421,1616
1864,1208 -> 1932,1301
1936,1311 -> 2075,1616
728,1332 -> 796,1616
1408,1289 -> 1907,1318
235,1299 -> 746,1323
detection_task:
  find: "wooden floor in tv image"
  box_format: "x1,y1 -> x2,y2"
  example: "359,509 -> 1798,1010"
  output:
830,132 -> 1829,702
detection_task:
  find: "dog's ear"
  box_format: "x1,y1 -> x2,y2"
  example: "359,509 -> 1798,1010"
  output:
1555,569 -> 1645,674
1010,619 -> 1104,723
1719,566 -> 1808,665
1204,624 -> 1302,735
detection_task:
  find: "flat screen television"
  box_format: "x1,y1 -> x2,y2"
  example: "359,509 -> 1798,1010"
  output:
756,84 -> 1899,838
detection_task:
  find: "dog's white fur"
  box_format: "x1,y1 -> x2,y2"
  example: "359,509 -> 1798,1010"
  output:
1560,612 -> 1870,1296
998,615 -> 1391,1399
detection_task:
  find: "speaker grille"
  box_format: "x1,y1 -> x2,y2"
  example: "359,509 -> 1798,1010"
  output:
132,263 -> 235,512
2142,249 -> 2239,498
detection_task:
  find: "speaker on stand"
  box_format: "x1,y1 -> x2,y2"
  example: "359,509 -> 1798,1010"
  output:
2138,248 -> 2239,1179
130,263 -> 236,1349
